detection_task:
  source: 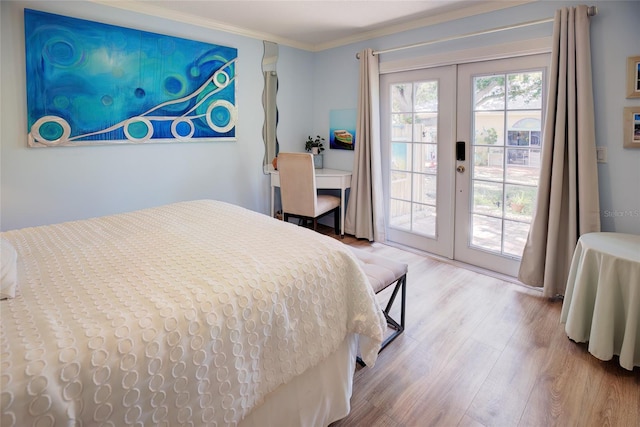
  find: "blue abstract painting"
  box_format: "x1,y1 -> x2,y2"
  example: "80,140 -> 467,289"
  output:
24,9 -> 237,147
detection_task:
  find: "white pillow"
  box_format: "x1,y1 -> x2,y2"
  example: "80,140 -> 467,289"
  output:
1,238 -> 18,299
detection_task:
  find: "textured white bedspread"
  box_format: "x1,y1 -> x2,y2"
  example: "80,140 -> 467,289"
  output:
1,200 -> 385,426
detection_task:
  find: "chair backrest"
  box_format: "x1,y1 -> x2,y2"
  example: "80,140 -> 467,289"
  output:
277,152 -> 317,217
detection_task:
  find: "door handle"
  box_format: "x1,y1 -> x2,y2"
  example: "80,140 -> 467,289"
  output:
456,165 -> 465,173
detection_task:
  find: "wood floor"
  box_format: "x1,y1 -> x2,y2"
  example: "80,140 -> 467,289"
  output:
319,228 -> 640,427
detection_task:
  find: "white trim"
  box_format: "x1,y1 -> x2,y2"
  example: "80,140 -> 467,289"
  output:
89,0 -> 535,52
372,17 -> 553,57
379,37 -> 552,74
382,240 -> 541,289
88,0 -> 312,50
314,0 -> 535,52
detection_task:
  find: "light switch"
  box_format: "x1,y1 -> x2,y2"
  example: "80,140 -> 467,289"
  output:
596,146 -> 607,163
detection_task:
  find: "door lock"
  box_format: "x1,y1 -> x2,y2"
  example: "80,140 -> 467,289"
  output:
456,165 -> 465,173
456,141 -> 466,161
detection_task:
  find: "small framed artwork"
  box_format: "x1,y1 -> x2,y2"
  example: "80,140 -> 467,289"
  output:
329,109 -> 356,151
626,56 -> 640,98
623,107 -> 640,148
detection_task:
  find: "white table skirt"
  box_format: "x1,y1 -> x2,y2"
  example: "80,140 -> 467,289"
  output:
560,232 -> 640,370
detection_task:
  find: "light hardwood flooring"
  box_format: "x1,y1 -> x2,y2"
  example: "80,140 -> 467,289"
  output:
319,227 -> 640,427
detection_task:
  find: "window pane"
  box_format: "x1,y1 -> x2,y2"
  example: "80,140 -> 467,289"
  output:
413,173 -> 436,205
389,199 -> 412,230
505,184 -> 536,221
474,111 -> 505,146
414,113 -> 437,142
472,180 -> 503,217
391,83 -> 412,113
507,72 -> 543,109
390,171 -> 411,201
414,143 -> 437,174
506,155 -> 539,185
473,146 -> 504,182
503,220 -> 529,257
474,75 -> 505,111
414,81 -> 438,112
391,113 -> 413,142
412,203 -> 436,237
391,142 -> 411,171
471,214 -> 502,252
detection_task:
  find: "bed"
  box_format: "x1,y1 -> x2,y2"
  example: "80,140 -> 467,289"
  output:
0,200 -> 386,426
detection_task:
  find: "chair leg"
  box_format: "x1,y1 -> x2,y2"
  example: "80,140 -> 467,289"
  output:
334,207 -> 340,235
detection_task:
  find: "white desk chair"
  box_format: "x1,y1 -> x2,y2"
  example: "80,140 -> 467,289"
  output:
277,152 -> 340,234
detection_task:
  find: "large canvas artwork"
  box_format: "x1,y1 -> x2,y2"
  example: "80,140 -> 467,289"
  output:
24,9 -> 237,147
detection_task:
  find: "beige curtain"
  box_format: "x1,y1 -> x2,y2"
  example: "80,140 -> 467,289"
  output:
518,5 -> 600,298
345,48 -> 385,241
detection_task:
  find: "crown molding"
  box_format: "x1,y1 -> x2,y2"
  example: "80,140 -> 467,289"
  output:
87,0 -> 316,50
313,0 -> 536,51
88,0 -> 535,52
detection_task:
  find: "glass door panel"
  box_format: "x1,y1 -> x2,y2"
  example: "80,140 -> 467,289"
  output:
381,66 -> 455,257
455,54 -> 548,276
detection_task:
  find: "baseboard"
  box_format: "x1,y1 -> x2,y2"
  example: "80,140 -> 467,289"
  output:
379,240 -> 542,293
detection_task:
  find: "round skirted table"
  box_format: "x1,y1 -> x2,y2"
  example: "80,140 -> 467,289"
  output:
560,232 -> 640,370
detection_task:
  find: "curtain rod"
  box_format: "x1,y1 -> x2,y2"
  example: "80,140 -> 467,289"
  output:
356,5 -> 597,59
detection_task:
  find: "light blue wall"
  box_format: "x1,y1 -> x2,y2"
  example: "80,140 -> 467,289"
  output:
273,45 -> 315,155
314,1 -> 640,234
0,0 -> 313,230
2,1 -> 639,234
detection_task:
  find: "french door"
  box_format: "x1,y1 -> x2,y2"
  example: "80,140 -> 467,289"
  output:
381,66 -> 456,258
381,54 -> 548,276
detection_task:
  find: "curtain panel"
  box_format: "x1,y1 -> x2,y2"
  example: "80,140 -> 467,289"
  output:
518,5 -> 600,298
345,48 -> 386,241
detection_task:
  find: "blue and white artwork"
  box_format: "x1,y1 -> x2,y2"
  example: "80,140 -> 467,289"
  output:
25,9 -> 237,147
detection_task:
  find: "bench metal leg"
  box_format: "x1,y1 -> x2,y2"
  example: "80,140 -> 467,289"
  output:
380,274 -> 406,350
357,273 -> 406,367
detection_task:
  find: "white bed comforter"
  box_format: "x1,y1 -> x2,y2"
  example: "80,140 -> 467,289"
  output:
1,200 -> 385,426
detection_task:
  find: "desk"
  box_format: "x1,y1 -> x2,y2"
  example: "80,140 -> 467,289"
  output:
270,168 -> 352,237
560,232 -> 640,370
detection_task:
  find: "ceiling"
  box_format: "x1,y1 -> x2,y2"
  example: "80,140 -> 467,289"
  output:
93,0 -> 532,51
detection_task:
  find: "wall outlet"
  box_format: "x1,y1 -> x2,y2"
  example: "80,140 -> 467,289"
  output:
596,146 -> 607,163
